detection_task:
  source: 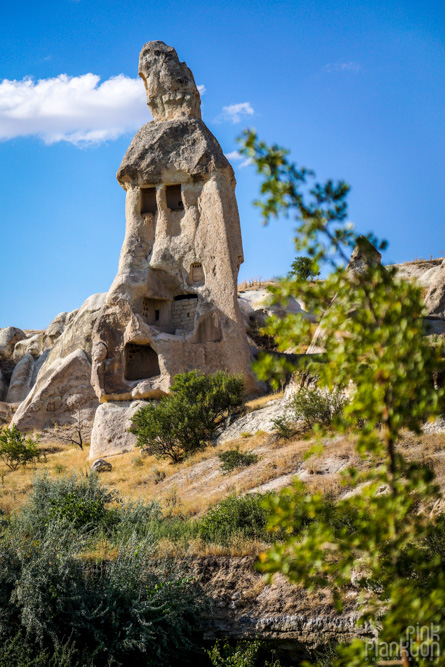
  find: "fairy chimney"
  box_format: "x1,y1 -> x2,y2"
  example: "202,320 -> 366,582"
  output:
91,41 -> 256,401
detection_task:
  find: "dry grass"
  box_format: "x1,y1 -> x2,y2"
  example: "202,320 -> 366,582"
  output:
1,426 -> 444,532
245,391 -> 285,413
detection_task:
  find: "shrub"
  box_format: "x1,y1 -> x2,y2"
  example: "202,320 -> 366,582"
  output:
0,476 -> 203,666
131,371 -> 245,462
270,415 -> 294,439
199,494 -> 270,545
218,448 -> 259,474
291,386 -> 347,429
14,472 -> 118,536
0,425 -> 39,471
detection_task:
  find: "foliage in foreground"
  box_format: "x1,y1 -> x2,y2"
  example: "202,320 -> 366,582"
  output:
131,370 -> 245,462
0,425 -> 39,471
240,130 -> 445,665
0,474 -> 202,667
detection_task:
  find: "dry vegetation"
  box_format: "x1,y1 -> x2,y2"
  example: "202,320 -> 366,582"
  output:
2,419 -> 444,526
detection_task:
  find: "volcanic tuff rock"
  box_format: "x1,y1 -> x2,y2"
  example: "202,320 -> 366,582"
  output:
11,349 -> 98,431
89,400 -> 149,460
424,259 -> 445,319
6,354 -> 35,404
91,41 -> 256,404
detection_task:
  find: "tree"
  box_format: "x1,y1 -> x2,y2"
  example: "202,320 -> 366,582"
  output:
131,371 -> 244,462
289,256 -> 319,281
239,130 -> 445,666
0,425 -> 40,471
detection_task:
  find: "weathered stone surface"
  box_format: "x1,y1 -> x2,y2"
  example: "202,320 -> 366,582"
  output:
216,399 -> 293,445
89,400 -> 148,459
390,258 -> 443,289
6,353 -> 35,404
0,327 -> 26,362
11,349 -> 99,431
92,42 -> 257,403
424,259 -> 445,319
42,294 -> 106,371
13,333 -> 43,363
0,401 -> 17,426
347,235 -> 382,275
91,458 -> 113,473
43,311 -> 69,349
138,41 -> 201,122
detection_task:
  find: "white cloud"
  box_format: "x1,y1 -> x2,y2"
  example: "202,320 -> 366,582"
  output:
197,84 -> 206,95
0,73 -> 149,146
323,62 -> 361,73
217,102 -> 254,124
224,150 -> 252,168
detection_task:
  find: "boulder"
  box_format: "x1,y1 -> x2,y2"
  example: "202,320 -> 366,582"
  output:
13,333 -> 43,363
6,353 -> 35,404
424,259 -> 445,319
43,311 -> 69,349
11,349 -> 99,431
0,327 -> 27,361
89,400 -> 149,459
91,459 -> 113,473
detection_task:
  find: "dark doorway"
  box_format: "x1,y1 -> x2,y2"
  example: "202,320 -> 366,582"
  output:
124,343 -> 160,381
166,184 -> 183,211
141,188 -> 157,215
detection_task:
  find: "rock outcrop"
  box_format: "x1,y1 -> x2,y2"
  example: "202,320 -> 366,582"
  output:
6,354 -> 35,404
89,400 -> 148,459
424,259 -> 445,319
11,349 -> 99,431
91,41 -> 256,404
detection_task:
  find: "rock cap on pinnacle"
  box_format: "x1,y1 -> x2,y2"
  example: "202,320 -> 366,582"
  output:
138,41 -> 201,121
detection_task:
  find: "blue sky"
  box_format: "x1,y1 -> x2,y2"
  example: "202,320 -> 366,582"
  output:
1,0 -> 444,329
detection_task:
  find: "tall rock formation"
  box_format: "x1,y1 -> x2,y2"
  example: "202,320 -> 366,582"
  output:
91,41 -> 256,402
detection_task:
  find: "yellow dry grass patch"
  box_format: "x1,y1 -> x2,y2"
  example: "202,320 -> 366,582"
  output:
1,427 -> 444,525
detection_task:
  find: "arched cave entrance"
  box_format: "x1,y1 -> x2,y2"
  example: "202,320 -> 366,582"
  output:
124,343 -> 160,381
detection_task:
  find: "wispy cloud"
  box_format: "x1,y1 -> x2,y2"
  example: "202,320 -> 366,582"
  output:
197,84 -> 206,95
0,73 -> 149,146
224,150 -> 252,168
216,102 -> 254,124
323,62 -> 361,73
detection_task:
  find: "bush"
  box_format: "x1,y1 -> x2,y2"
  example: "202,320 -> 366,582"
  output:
291,386 -> 347,429
131,371 -> 245,462
14,472 -> 118,537
0,475 -> 203,666
270,415 -> 294,439
218,448 -> 259,474
199,494 -> 270,545
0,425 -> 39,471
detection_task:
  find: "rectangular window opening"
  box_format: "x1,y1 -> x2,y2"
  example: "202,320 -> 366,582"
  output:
166,184 -> 184,211
141,188 -> 157,215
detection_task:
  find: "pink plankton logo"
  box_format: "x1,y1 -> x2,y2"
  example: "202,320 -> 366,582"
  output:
365,625 -> 441,663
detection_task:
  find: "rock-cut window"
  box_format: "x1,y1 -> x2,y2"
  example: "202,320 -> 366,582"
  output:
191,262 -> 204,283
166,184 -> 183,211
141,187 -> 157,215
